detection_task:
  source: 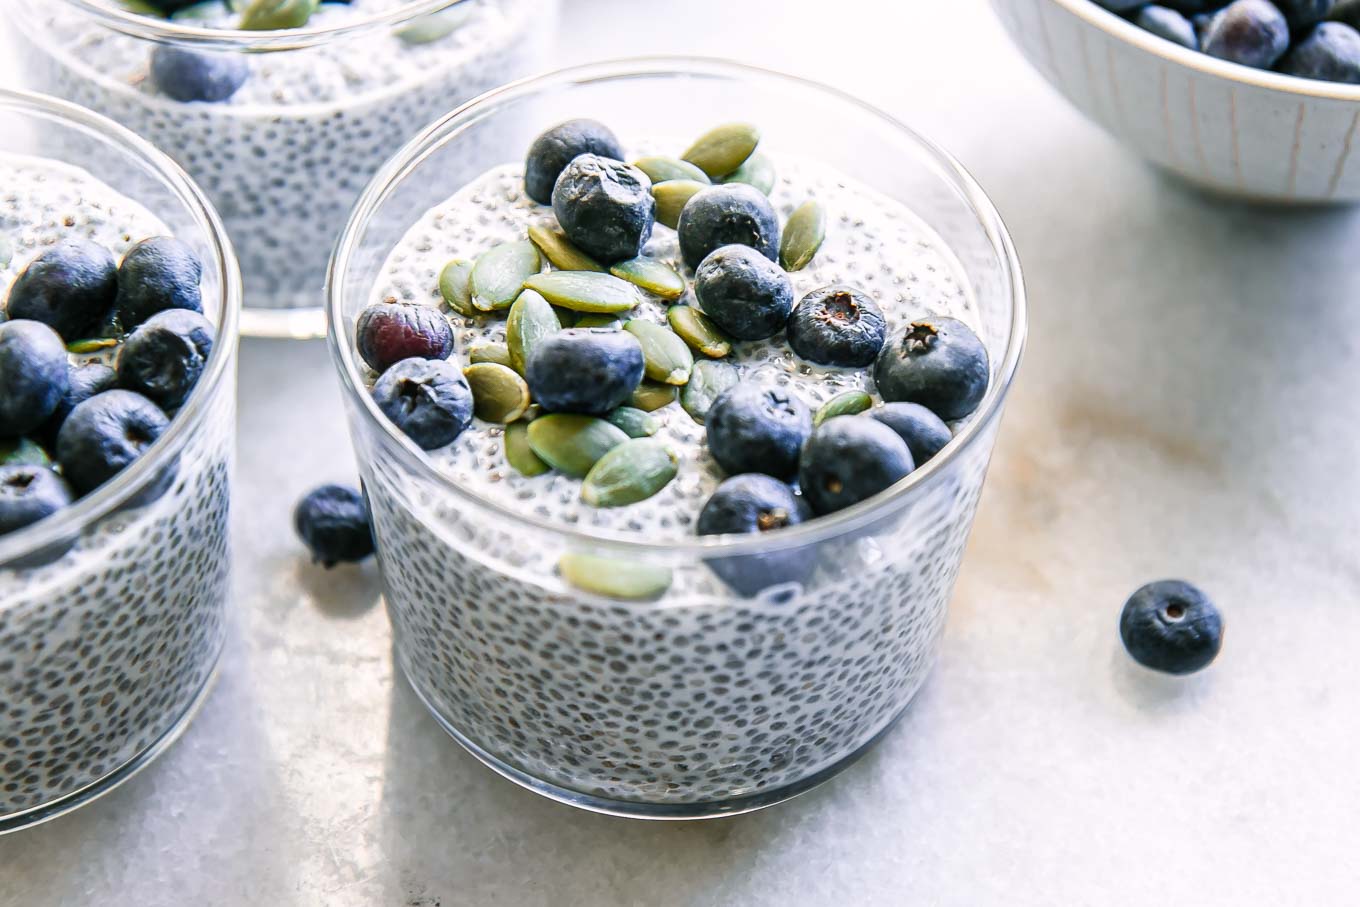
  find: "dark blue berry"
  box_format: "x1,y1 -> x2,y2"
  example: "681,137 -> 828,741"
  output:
371,357 -> 474,450
0,320 -> 69,437
705,382 -> 813,481
1092,0 -> 1146,9
56,390 -> 169,497
677,184 -> 780,270
798,417 -> 914,516
5,238 -> 117,340
868,402 -> 952,466
873,316 -> 990,422
1160,0 -> 1218,12
114,236 -> 204,330
117,308 -> 215,412
1119,580 -> 1224,675
524,119 -> 624,206
787,285 -> 887,368
1202,0 -> 1291,69
693,245 -> 793,341
151,46 -> 249,104
41,362 -> 117,447
294,483 -> 375,568
355,302 -> 454,373
524,328 -> 644,415
141,0 -> 210,12
697,474 -> 814,596
1280,21 -> 1360,80
551,155 -> 655,264
1137,6 -> 1201,49
1273,0 -> 1335,28
0,465 -> 73,537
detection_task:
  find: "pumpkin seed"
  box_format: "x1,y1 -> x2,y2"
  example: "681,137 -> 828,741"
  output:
681,359 -> 739,423
169,1 -> 226,19
609,257 -> 685,300
581,438 -> 679,508
523,271 -> 640,313
606,406 -> 660,438
780,200 -> 827,272
463,362 -> 531,423
632,156 -> 710,185
551,305 -> 577,328
527,222 -> 605,273
506,288 -> 559,374
504,421 -> 549,477
438,259 -> 475,316
395,6 -> 473,44
526,414 -> 628,477
814,390 -> 873,426
66,337 -> 119,355
239,0 -> 317,29
0,437 -> 52,468
666,305 -> 731,358
625,319 -> 693,386
471,240 -> 541,312
652,180 -> 707,230
558,553 -> 672,601
722,152 -> 776,195
681,123 -> 760,179
468,342 -> 513,369
573,313 -> 621,330
629,380 -> 679,412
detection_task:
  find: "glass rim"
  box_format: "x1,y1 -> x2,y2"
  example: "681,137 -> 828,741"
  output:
325,56 -> 1028,559
0,88 -> 242,568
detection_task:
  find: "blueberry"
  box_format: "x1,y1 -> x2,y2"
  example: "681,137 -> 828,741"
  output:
1137,6 -> 1201,49
705,382 -> 813,481
1092,0 -> 1146,9
1119,580 -> 1224,675
697,474 -> 814,596
551,154 -> 655,264
0,464 -> 73,537
294,483 -> 375,568
787,285 -> 887,368
371,357 -> 474,450
524,328 -> 644,415
355,302 -> 455,373
798,417 -> 914,516
0,320 -> 69,438
693,245 -> 793,341
1159,0 -> 1218,11
151,46 -> 249,104
677,184 -> 780,270
41,362 -> 117,447
141,0 -> 212,12
868,403 -> 952,466
1279,21 -> 1360,80
873,316 -> 990,422
1332,0 -> 1360,29
56,390 -> 169,497
524,119 -> 625,205
114,236 -> 204,330
116,308 -> 215,412
1273,0 -> 1335,28
5,238 -> 118,340
1202,0 -> 1291,69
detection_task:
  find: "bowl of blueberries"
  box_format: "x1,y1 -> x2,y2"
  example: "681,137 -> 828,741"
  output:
992,0 -> 1360,201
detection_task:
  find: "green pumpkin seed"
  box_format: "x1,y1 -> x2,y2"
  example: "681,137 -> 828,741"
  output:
471,241 -> 541,312
681,123 -> 761,179
722,153 -> 776,195
120,1 -> 166,14
814,390 -> 873,426
468,342 -> 513,368
609,257 -> 686,300
652,180 -> 707,230
463,362 -> 531,423
438,259 -> 475,316
573,313 -> 621,330
523,271 -> 640,314
666,305 -> 731,358
504,421 -> 549,477
625,319 -> 693,386
66,337 -> 119,355
527,223 -> 605,273
526,414 -> 628,478
239,0 -> 317,29
632,156 -> 711,185
395,7 -> 473,44
506,288 -> 559,374
551,305 -> 577,328
629,380 -> 679,412
581,439 -> 679,508
0,437 -> 52,468
169,1 -> 227,20
780,200 -> 827,272
681,359 -> 739,423
606,406 -> 660,438
558,553 -> 672,601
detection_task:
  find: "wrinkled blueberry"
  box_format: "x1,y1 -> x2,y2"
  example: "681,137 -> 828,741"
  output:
57,390 -> 169,497
6,238 -> 117,340
551,154 -> 655,264
0,464 -> 73,538
524,119 -> 624,205
1119,579 -> 1224,674
706,382 -> 813,481
117,308 -> 215,412
355,302 -> 455,373
371,358 -> 474,450
677,183 -> 780,270
0,320 -> 69,437
294,483 -> 375,568
1273,0 -> 1335,28
868,402 -> 953,466
697,474 -> 814,596
787,285 -> 887,368
1280,21 -> 1360,80
1137,6 -> 1201,49
41,362 -> 117,447
693,245 -> 793,341
798,417 -> 914,516
525,328 -> 644,415
873,316 -> 990,422
1202,0 -> 1291,69
114,236 -> 204,330
151,46 -> 249,103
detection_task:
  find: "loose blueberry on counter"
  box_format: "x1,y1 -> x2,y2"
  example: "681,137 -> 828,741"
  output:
551,155 -> 655,264
786,285 -> 887,368
0,465 -> 73,538
371,357 -> 474,450
151,46 -> 249,104
0,320 -> 70,438
1279,21 -> 1360,80
798,417 -> 914,516
5,238 -> 118,340
115,236 -> 204,329
1136,6 -> 1201,49
524,119 -> 625,206
697,474 -> 814,597
693,244 -> 793,341
355,302 -> 455,373
705,382 -> 813,481
1119,579 -> 1224,674
117,308 -> 216,412
294,483 -> 375,568
57,390 -> 169,497
525,328 -> 645,415
873,316 -> 990,422
868,402 -> 952,466
1201,0 -> 1291,69
677,183 -> 780,270
41,362 -> 118,447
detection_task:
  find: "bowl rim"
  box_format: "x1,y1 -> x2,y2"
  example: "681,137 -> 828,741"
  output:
325,55 -> 1028,559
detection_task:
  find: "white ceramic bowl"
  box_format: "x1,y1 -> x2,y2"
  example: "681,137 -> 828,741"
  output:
992,0 -> 1360,202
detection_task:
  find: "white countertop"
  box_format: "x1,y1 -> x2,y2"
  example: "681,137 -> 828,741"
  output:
4,1 -> 1360,903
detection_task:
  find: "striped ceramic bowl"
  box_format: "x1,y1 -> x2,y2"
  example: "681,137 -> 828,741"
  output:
992,0 -> 1360,203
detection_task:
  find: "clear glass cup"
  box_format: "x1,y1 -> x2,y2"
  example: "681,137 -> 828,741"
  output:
7,0 -> 553,339
0,89 -> 240,833
327,58 -> 1027,819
